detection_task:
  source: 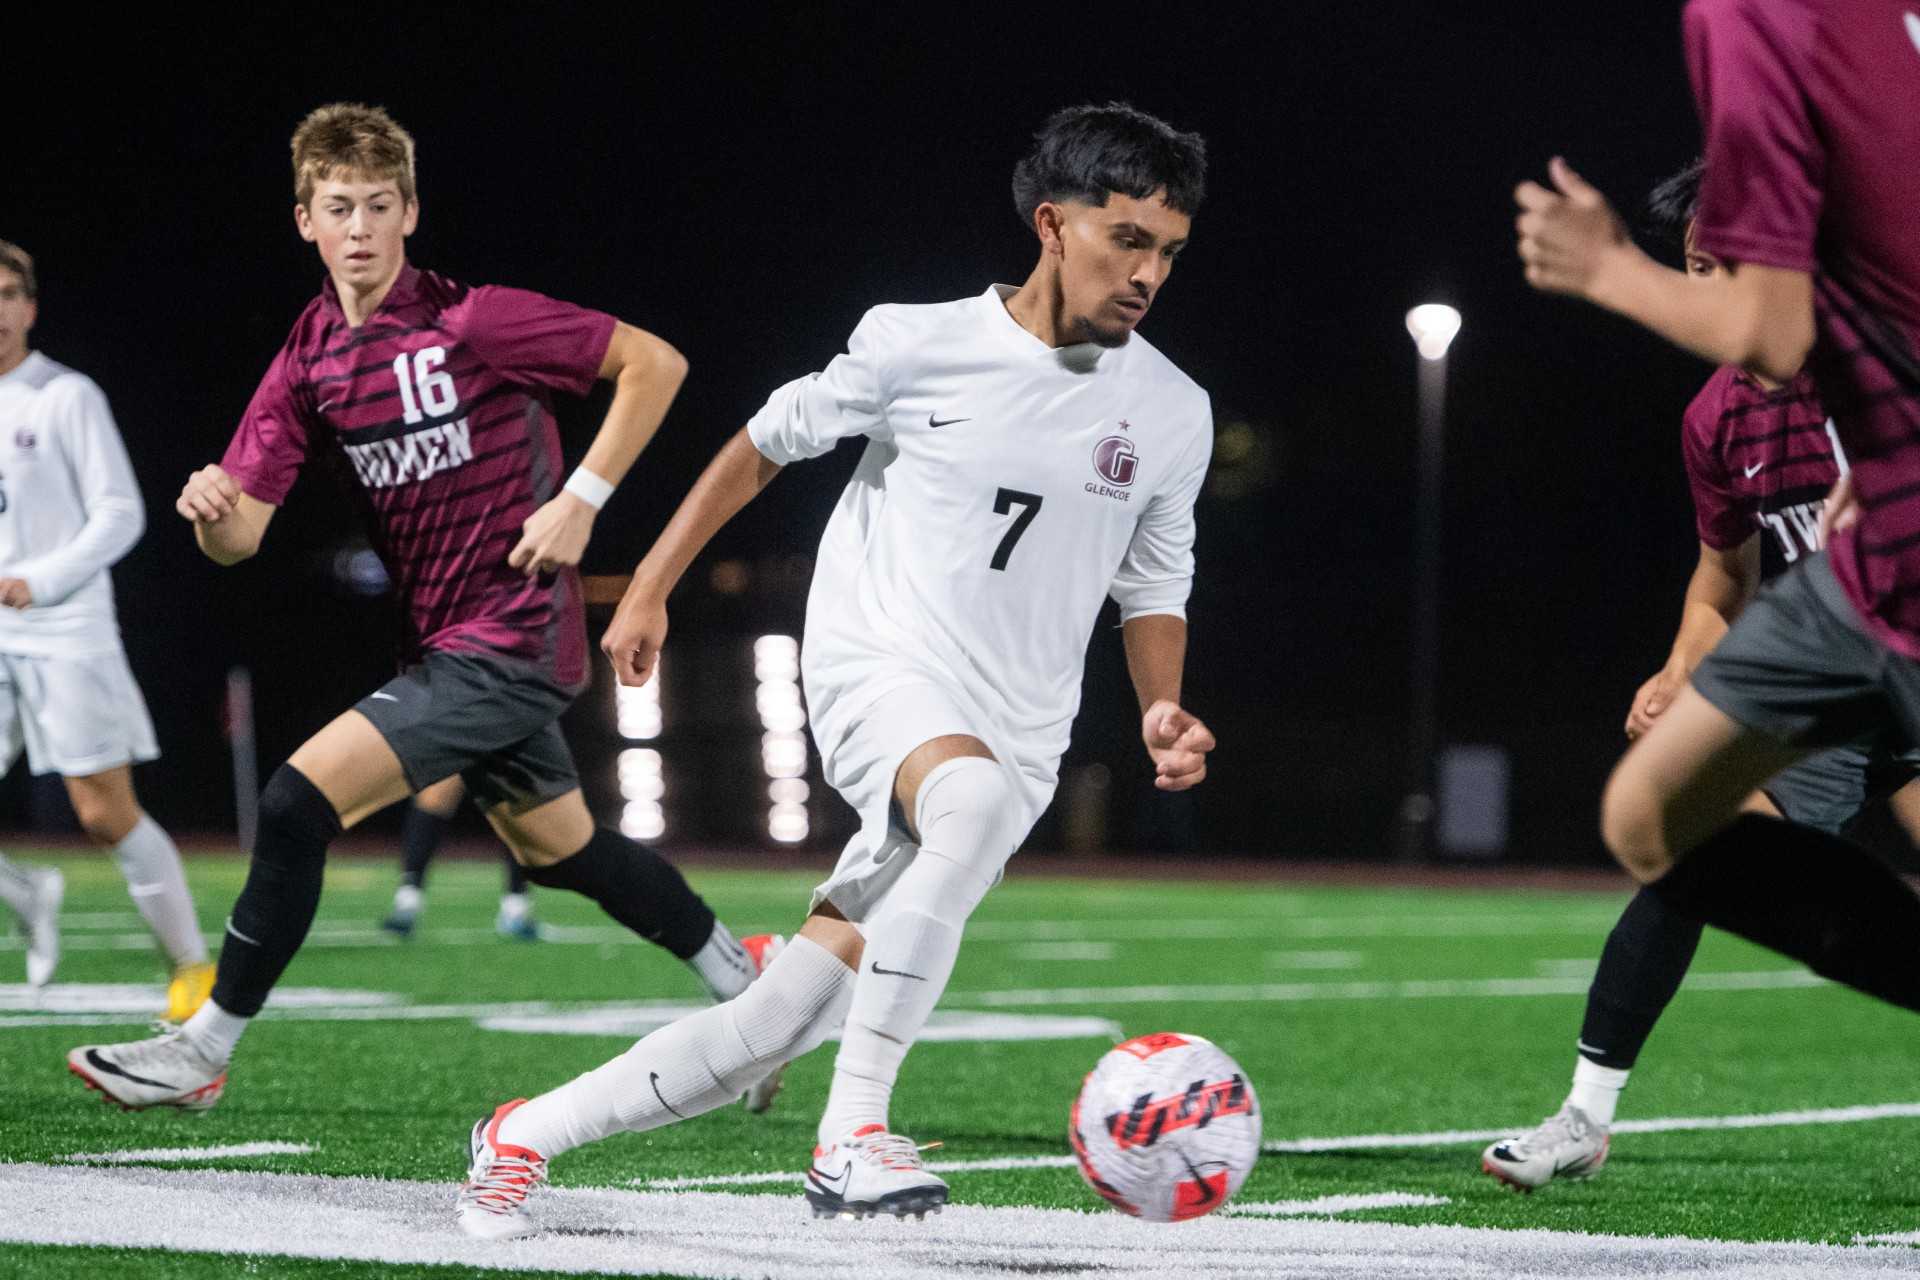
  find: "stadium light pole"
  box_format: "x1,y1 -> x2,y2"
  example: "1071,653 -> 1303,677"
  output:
1400,304 -> 1461,862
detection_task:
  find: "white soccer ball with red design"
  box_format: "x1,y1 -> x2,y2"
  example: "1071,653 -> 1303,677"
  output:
1069,1031 -> 1261,1222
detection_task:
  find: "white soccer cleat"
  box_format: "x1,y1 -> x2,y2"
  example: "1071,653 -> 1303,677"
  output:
67,1025 -> 227,1112
804,1125 -> 949,1219
24,866 -> 62,987
740,933 -> 786,1113
1481,1103 -> 1610,1192
456,1099 -> 548,1240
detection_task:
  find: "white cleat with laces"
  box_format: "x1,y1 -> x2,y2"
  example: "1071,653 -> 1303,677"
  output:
804,1124 -> 949,1219
1481,1103 -> 1611,1192
456,1099 -> 549,1239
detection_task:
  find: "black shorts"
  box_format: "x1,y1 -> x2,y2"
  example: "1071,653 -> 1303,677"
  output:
1693,553 -> 1920,831
353,650 -> 579,815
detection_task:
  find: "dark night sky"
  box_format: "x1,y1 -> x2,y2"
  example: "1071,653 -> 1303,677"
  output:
9,6 -> 1725,860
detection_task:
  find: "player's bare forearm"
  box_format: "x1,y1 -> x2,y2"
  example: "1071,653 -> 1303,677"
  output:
178,466 -> 274,565
580,322 -> 689,490
1664,539 -> 1757,677
1122,613 -> 1187,713
1589,251 -> 1814,384
628,427 -> 781,600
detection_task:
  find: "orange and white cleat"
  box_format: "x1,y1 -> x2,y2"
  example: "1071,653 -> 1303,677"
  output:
1481,1103 -> 1610,1192
67,1026 -> 227,1111
456,1099 -> 549,1240
740,933 -> 787,1114
805,1124 -> 948,1219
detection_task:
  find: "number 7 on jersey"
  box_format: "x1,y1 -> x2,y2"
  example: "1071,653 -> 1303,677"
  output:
990,487 -> 1044,571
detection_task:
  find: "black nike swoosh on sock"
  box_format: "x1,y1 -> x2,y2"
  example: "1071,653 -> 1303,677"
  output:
870,961 -> 927,981
84,1049 -> 176,1091
649,1071 -> 687,1119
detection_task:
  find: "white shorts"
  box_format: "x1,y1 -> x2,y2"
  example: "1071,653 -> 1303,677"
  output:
0,649 -> 160,777
809,679 -> 1054,923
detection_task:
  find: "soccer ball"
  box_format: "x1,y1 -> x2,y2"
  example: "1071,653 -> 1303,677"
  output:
1069,1031 -> 1261,1222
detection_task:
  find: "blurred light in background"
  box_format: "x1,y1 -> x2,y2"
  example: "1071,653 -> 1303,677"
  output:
616,662 -> 665,841
754,635 -> 809,844
1405,303 -> 1462,361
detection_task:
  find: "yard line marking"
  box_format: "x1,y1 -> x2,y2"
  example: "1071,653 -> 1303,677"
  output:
0,984 -> 397,1014
948,967 -> 1827,1007
1009,941 -> 1117,961
1226,1192 -> 1451,1216
1858,1231 -> 1920,1245
480,1008 -> 1121,1043
1267,1101 -> 1920,1153
3,1163 -> 1910,1279
643,1101 -> 1920,1187
60,1142 -> 313,1165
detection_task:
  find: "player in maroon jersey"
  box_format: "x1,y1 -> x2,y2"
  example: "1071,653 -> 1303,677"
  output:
1489,160 -> 1920,1189
1515,0 -> 1920,1020
65,103 -> 782,1113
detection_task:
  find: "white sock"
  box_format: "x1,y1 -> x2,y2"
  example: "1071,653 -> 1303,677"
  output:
394,884 -> 423,913
113,815 -> 207,969
1567,1056 -> 1630,1127
501,935 -> 852,1159
686,919 -> 755,1001
0,852 -> 34,918
817,756 -> 1017,1145
498,892 -> 531,922
182,999 -> 250,1065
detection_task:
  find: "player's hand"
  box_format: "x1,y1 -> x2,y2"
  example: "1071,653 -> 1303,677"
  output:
1818,472 -> 1858,549
601,586 -> 668,687
1625,666 -> 1688,740
176,464 -> 242,524
1142,699 -> 1215,791
509,492 -> 596,578
0,578 -> 32,609
1515,157 -> 1632,299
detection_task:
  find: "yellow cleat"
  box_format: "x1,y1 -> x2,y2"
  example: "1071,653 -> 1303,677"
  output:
163,962 -> 217,1023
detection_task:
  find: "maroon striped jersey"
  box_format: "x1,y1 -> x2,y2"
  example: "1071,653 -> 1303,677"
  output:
1686,0 -> 1920,656
221,265 -> 615,687
1682,367 -> 1836,581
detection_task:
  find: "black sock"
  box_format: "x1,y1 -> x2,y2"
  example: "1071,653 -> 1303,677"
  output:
400,804 -> 451,890
504,855 -> 528,896
1651,812 -> 1920,1014
1577,886 -> 1704,1069
521,827 -> 714,959
211,766 -> 342,1017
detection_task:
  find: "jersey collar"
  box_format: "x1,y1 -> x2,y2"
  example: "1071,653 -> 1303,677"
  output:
983,284 -> 1111,372
319,262 -> 423,321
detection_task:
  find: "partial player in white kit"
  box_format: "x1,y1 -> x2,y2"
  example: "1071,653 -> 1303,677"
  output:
0,240 -> 211,1015
454,102 -> 1217,1238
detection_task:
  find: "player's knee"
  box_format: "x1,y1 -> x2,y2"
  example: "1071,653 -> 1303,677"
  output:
916,757 -> 1021,864
1601,769 -> 1675,884
256,765 -> 343,864
71,792 -> 137,845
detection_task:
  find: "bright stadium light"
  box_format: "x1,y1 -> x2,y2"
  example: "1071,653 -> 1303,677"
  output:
1405,303 -> 1462,361
614,662 -> 664,841
754,635 -> 810,843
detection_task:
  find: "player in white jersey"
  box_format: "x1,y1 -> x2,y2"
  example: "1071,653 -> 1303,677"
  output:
453,103 -> 1216,1237
0,241 -> 212,1015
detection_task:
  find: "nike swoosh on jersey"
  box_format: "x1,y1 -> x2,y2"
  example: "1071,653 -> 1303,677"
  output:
370,691 -> 399,702
928,414 -> 970,428
1744,462 -> 1764,478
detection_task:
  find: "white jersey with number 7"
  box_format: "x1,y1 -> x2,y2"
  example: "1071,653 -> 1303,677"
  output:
746,284 -> 1213,781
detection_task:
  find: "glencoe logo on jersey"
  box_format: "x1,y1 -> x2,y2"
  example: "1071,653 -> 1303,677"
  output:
1087,435 -> 1138,502
13,428 -> 35,451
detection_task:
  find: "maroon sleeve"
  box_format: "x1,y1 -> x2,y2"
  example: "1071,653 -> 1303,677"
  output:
1681,372 -> 1749,551
443,286 -> 618,398
1683,0 -> 1822,274
219,344 -> 315,506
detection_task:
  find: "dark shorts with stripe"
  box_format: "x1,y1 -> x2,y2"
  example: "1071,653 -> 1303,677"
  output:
353,650 -> 581,815
1692,553 -> 1920,833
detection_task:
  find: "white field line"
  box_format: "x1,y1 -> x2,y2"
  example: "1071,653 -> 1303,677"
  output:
0,912 -> 1636,956
642,1100 -> 1920,1188
1225,1192 -> 1451,1216
1859,1232 -> 1920,1245
0,984 -> 397,1014
2,1163 -> 1911,1279
60,1142 -> 313,1165
947,967 -> 1828,1007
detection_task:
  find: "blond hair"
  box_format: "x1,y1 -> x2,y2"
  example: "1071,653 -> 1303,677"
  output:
0,240 -> 36,298
291,103 -> 417,207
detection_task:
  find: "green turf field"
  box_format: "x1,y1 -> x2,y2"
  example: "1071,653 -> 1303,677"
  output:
4,850 -> 1920,1278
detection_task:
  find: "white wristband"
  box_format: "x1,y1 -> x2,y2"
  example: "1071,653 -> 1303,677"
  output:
564,467 -> 615,510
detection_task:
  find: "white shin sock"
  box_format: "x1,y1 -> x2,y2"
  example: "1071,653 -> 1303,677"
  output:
1567,1055 -> 1630,1127
500,934 -> 853,1159
114,815 -> 208,970
0,852 -> 36,918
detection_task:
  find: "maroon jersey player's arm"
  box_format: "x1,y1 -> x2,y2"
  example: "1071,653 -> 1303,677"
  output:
1626,537 -> 1759,739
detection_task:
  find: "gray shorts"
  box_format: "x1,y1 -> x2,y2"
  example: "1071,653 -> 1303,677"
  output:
353,650 -> 579,815
1694,553 -> 1920,832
